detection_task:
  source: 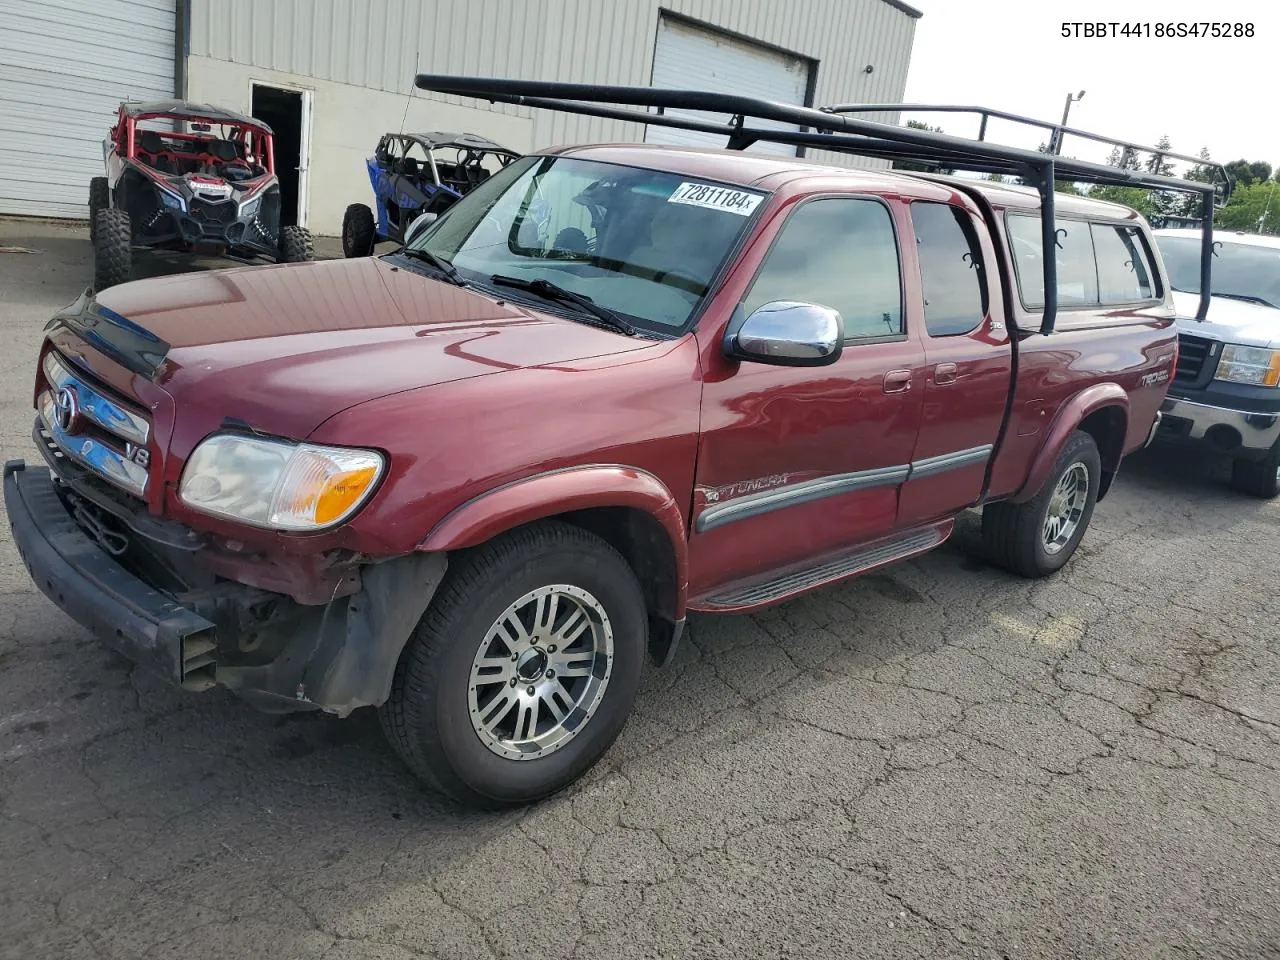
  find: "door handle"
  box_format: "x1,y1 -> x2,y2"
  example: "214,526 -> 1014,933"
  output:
883,369 -> 912,394
934,362 -> 958,385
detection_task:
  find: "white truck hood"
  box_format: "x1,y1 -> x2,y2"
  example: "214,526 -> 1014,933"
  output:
1172,291 -> 1280,348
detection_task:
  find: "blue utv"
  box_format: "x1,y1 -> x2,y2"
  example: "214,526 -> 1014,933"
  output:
341,131 -> 521,257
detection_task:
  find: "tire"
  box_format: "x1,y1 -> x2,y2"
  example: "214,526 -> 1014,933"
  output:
1230,442 -> 1280,499
341,203 -> 377,257
88,177 -> 109,243
92,208 -> 132,291
278,225 -> 314,263
379,520 -> 647,809
982,431 -> 1102,578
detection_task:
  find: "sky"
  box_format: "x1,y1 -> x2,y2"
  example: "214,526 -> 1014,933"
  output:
901,0 -> 1277,175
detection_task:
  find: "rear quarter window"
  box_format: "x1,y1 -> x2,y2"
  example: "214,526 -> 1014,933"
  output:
1006,213 -> 1162,312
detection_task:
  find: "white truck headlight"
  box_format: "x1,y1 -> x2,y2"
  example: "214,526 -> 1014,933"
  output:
1215,344 -> 1280,387
179,434 -> 384,531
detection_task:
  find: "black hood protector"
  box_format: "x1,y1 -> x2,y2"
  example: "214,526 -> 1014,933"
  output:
46,290 -> 170,378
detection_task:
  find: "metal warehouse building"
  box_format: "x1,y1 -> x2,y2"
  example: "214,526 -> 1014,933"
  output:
1,0 -> 921,233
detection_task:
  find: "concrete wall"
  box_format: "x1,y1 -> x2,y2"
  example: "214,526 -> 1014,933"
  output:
188,0 -> 920,234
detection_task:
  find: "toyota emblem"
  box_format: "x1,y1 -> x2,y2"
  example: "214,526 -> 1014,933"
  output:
53,386 -> 80,433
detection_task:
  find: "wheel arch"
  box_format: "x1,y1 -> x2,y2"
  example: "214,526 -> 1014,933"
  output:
1012,384 -> 1129,503
418,466 -> 690,648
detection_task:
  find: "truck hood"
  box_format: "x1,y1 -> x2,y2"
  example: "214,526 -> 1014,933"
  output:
92,256 -> 648,438
1172,291 -> 1280,348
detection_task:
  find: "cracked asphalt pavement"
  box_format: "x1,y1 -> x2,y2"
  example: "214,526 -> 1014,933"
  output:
2,220 -> 1278,960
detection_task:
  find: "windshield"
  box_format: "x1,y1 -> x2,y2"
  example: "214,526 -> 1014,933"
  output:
407,155 -> 765,331
1157,236 -> 1280,308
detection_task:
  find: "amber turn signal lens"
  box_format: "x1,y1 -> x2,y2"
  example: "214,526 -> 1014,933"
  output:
314,465 -> 380,525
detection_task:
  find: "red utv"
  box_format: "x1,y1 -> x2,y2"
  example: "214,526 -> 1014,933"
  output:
89,100 -> 313,290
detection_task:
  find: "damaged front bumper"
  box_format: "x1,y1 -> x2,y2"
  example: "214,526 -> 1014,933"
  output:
3,460 -> 446,716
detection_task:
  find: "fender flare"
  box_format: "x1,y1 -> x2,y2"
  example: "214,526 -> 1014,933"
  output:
1011,383 -> 1129,503
418,464 -> 690,618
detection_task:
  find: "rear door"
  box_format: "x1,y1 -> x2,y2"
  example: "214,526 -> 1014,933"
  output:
896,198 -> 1014,526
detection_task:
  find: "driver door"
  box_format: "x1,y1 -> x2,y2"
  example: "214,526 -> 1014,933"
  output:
688,195 -> 926,597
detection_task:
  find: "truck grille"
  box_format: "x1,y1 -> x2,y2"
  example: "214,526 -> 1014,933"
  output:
37,350 -> 152,499
1175,334 -> 1216,384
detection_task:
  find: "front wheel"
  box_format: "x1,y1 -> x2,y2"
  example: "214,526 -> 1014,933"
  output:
93,208 -> 132,290
982,430 -> 1102,578
1230,442 -> 1280,499
278,225 -> 314,263
88,177 -> 109,243
379,521 -> 647,808
341,203 -> 376,257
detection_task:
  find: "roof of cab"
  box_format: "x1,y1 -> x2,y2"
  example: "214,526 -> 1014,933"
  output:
541,143 -> 1147,219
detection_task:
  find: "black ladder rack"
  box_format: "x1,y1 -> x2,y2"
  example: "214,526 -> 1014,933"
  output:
413,74 -> 1218,334
822,102 -> 1230,204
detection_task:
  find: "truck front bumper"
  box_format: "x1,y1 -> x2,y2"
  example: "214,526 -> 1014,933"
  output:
5,459 -> 220,689
1158,396 -> 1280,459
4,460 -> 445,715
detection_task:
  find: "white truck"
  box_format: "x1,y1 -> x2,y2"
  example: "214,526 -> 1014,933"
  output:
1153,229 -> 1280,498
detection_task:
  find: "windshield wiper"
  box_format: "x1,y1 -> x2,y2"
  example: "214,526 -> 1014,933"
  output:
1213,292 -> 1279,309
489,275 -> 637,336
399,248 -> 467,286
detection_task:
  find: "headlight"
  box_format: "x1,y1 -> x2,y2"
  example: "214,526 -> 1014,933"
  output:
239,195 -> 261,218
1215,344 -> 1280,387
179,434 -> 384,531
159,190 -> 184,211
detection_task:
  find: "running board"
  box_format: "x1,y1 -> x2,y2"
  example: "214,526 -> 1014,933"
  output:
691,520 -> 952,612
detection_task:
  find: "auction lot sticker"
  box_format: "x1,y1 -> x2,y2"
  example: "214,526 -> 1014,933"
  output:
668,182 -> 763,216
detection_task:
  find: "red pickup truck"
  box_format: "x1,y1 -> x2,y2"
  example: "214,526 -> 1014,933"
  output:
4,80 -> 1216,808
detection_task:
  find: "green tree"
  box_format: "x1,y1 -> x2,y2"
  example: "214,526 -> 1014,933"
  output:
1224,159 -> 1273,188
1216,179 -> 1280,235
1176,146 -> 1218,219
892,120 -> 955,175
1090,144 -> 1156,218
1144,136 -> 1182,221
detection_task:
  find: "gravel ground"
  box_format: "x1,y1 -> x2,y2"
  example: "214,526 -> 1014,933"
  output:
1,218 -> 1278,960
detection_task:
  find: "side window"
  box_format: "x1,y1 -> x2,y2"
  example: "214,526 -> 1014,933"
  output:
743,197 -> 903,339
912,201 -> 988,336
1007,214 -> 1099,308
1092,224 -> 1156,303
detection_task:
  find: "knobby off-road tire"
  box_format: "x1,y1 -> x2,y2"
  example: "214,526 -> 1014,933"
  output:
1230,441 -> 1280,499
92,208 -> 132,291
982,430 -> 1102,578
341,203 -> 376,257
378,521 -> 648,809
278,225 -> 314,262
88,177 -> 109,244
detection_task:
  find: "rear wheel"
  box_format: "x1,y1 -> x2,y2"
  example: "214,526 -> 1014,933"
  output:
1230,442 -> 1280,499
342,203 -> 377,257
278,225 -> 313,263
378,521 -> 647,809
88,177 -> 109,243
92,208 -> 132,290
982,430 -> 1101,578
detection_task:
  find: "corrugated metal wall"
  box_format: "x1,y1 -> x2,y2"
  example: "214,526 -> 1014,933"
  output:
189,0 -> 917,166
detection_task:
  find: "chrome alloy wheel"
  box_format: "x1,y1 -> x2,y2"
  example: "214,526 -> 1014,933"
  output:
468,584 -> 614,761
1042,462 -> 1089,555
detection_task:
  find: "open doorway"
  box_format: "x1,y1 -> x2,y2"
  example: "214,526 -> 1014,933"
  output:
251,84 -> 310,227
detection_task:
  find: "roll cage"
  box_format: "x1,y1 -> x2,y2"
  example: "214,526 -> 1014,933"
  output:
111,103 -> 275,176
412,74 -> 1223,335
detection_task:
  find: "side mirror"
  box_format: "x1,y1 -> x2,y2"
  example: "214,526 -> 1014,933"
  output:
723,301 -> 844,367
404,211 -> 438,246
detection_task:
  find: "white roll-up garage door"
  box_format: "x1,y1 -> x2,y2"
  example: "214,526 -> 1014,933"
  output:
645,16 -> 812,158
0,0 -> 176,218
